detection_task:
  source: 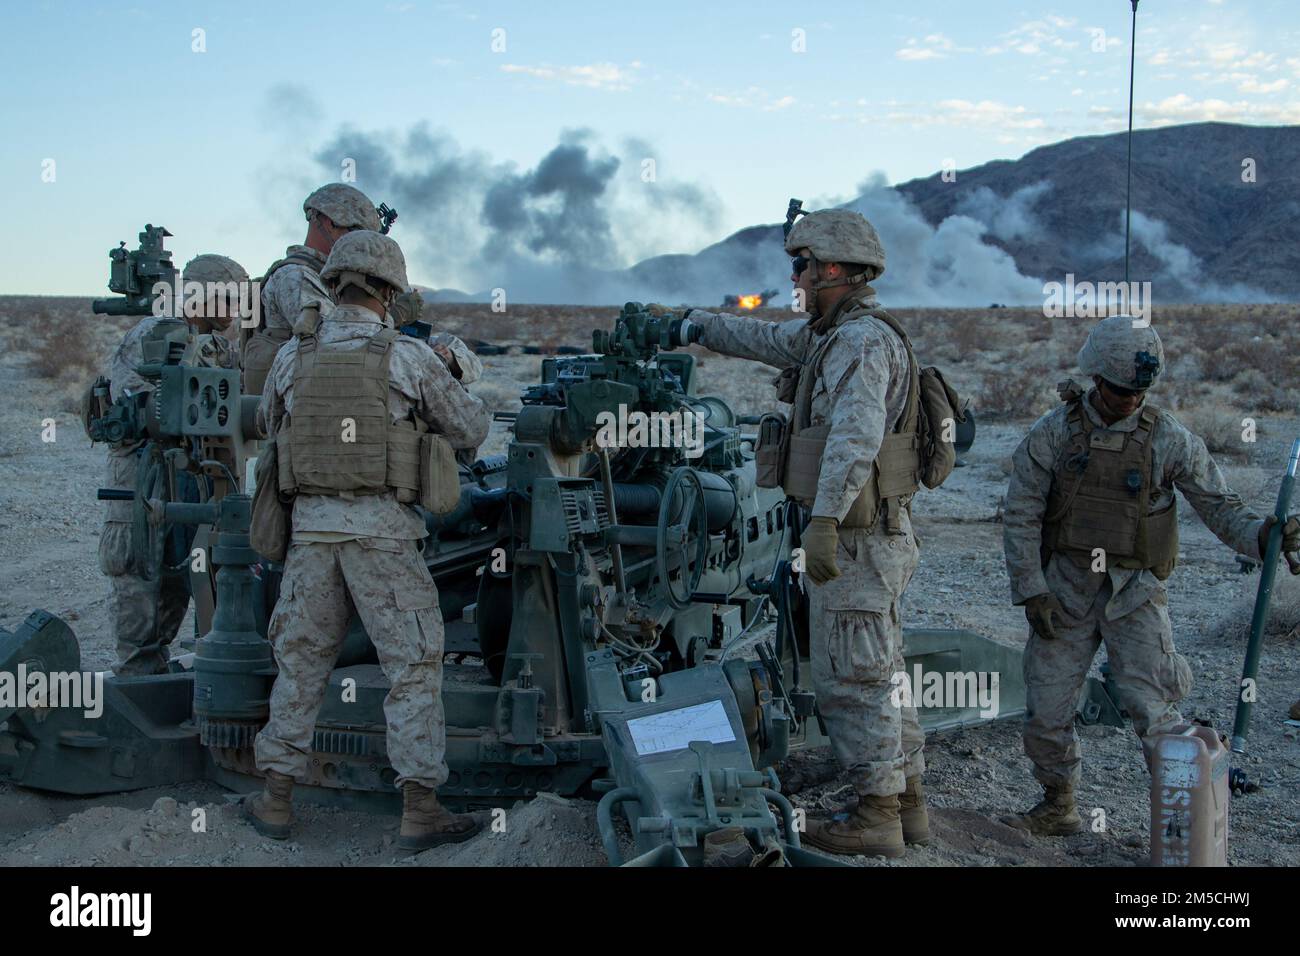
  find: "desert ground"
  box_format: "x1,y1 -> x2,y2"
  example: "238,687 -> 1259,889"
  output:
0,297 -> 1297,867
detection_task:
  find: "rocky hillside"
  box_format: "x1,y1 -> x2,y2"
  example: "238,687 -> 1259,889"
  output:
619,122 -> 1300,306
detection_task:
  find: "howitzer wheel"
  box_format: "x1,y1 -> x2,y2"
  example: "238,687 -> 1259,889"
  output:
656,466 -> 710,609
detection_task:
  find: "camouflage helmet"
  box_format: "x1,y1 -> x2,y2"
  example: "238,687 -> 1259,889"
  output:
182,253 -> 249,285
1077,315 -> 1165,390
303,183 -> 382,232
784,208 -> 886,280
181,255 -> 250,331
321,230 -> 408,299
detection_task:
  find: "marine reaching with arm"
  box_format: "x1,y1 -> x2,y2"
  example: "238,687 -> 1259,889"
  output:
244,230 -> 491,851
388,288 -> 484,385
1000,315 -> 1299,835
678,207 -> 932,858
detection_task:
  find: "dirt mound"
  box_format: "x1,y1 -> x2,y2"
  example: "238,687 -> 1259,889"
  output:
404,793 -> 610,867
0,789 -> 612,868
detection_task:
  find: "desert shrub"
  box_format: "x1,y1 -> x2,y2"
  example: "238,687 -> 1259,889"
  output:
27,307 -> 98,381
947,314 -> 984,359
1177,405 -> 1254,461
977,368 -> 1055,421
1199,341 -> 1254,383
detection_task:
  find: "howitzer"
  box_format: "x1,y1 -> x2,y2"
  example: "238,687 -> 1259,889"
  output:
3,300 -> 1038,866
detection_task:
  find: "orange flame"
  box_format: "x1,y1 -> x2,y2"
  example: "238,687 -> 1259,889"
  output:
737,294 -> 763,310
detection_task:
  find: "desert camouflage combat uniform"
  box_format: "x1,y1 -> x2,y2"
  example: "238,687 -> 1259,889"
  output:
252,254 -> 480,394
690,293 -> 925,796
99,316 -> 191,676
253,303 -> 490,788
1004,392 -> 1264,787
261,245 -> 330,341
428,331 -> 482,385
241,245 -> 331,396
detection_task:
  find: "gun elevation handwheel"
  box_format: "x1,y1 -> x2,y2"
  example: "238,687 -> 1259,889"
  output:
656,466 -> 710,609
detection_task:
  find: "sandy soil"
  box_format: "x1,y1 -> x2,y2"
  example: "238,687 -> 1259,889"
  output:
1,299 -> 1296,867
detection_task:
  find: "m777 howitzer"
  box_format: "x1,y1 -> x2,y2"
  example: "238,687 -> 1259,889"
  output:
3,301 -> 1062,866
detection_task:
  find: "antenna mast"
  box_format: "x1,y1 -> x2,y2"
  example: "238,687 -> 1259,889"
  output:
1124,0 -> 1140,285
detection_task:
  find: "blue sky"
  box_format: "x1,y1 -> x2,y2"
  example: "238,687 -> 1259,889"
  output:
4,0 -> 1299,295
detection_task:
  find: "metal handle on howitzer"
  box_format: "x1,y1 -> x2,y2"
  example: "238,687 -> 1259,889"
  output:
1230,437 -> 1300,757
597,445 -> 629,599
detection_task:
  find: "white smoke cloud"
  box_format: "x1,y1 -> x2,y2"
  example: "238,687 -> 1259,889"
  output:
953,180 -> 1052,242
1128,210 -> 1273,302
845,184 -> 1046,306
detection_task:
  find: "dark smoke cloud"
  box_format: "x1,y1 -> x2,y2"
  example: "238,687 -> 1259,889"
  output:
480,132 -> 619,266
311,123 -> 722,302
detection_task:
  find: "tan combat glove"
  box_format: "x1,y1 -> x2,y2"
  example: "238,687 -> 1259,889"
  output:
389,289 -> 424,327
801,516 -> 842,585
1258,514 -> 1300,555
432,342 -> 461,379
1024,593 -> 1065,640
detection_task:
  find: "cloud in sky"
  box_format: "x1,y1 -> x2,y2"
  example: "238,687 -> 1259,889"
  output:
500,62 -> 640,91
1139,92 -> 1300,125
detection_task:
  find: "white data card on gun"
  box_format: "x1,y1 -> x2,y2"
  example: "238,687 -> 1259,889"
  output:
626,699 -> 736,756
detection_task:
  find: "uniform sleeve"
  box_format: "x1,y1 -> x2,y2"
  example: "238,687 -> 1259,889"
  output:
410,348 -> 491,450
263,265 -> 331,333
1003,417 -> 1062,605
299,268 -> 332,315
430,332 -> 483,385
260,342 -> 293,436
1168,422 -> 1265,560
809,332 -> 891,522
691,311 -> 811,369
109,320 -> 152,396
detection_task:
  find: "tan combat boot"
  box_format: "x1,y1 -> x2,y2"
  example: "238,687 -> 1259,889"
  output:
899,776 -> 932,846
804,793 -> 906,858
241,770 -> 294,840
702,826 -> 756,867
1000,785 -> 1083,836
397,781 -> 482,852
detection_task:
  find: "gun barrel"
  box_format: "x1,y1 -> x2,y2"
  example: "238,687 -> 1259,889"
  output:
92,298 -> 132,316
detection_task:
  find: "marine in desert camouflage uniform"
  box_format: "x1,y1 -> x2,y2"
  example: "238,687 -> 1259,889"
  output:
241,184 -> 380,397
98,253 -> 250,676
244,230 -> 491,851
246,182 -> 481,397
674,208 -> 929,858
1001,315 -> 1298,834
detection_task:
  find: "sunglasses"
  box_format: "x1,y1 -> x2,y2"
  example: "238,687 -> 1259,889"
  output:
1100,379 -> 1146,399
791,255 -> 811,276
